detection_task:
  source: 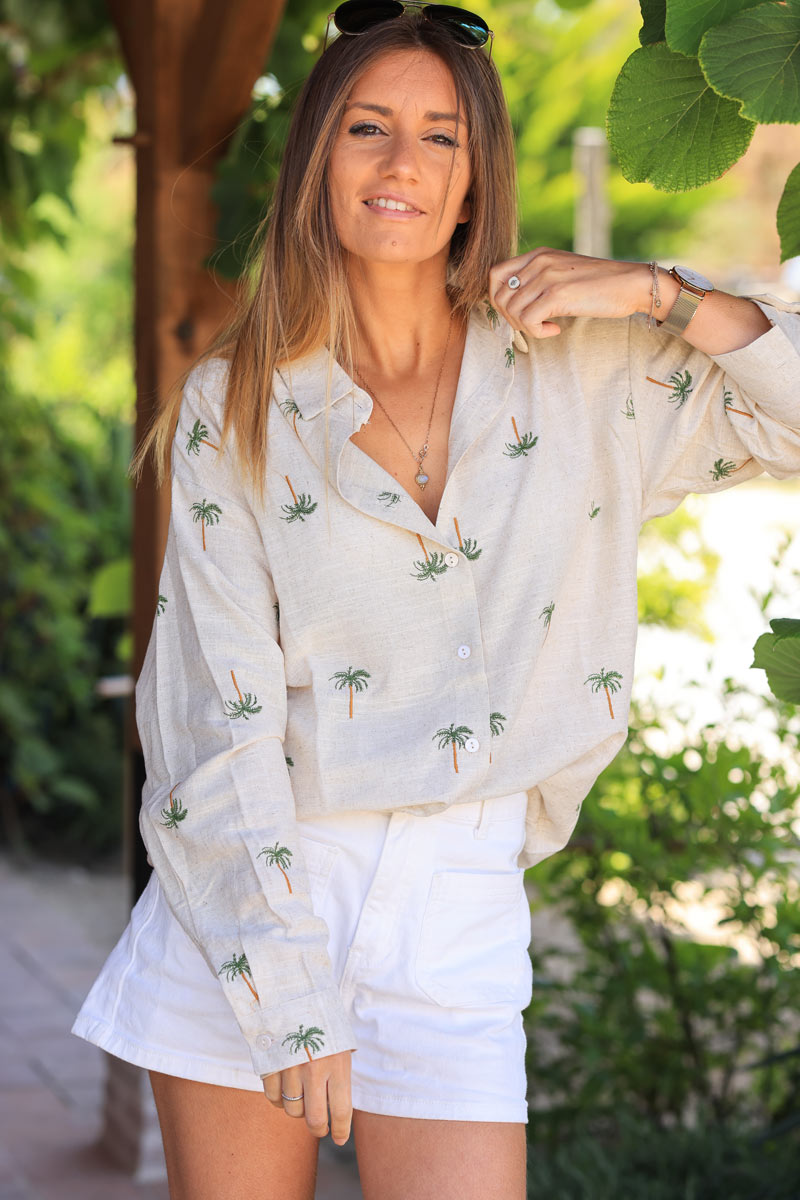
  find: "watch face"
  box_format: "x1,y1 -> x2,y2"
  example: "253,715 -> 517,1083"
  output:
673,265 -> 714,293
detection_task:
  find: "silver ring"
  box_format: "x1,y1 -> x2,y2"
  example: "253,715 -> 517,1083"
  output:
507,275 -> 521,290
281,1091 -> 304,1102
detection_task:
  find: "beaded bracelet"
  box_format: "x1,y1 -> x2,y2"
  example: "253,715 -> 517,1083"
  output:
648,261 -> 662,331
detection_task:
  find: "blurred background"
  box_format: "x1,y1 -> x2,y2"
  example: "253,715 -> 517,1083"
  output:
1,0 -> 799,1196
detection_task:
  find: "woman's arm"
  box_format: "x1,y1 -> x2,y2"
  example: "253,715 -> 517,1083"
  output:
488,248 -> 772,353
136,359 -> 357,1080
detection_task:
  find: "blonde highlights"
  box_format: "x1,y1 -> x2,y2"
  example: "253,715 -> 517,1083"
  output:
134,13 -> 518,496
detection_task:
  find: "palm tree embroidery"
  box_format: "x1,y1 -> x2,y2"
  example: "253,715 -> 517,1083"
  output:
540,601 -> 554,631
330,667 -> 371,718
281,475 -> 318,523
505,346 -> 515,368
218,952 -> 260,1002
285,755 -> 294,768
412,533 -> 449,581
621,394 -> 635,420
224,669 -> 263,719
156,593 -> 167,615
257,842 -> 294,892
160,783 -> 187,829
453,516 -> 482,560
279,398 -> 303,437
710,456 -> 743,480
190,499 -> 222,551
588,501 -> 600,520
585,668 -> 623,720
486,302 -> 499,329
282,1024 -> 325,1062
503,417 -> 537,458
646,369 -> 693,408
185,419 -> 218,455
273,600 -> 280,624
378,491 -> 401,506
489,711 -> 506,764
723,387 -> 753,418
433,723 -> 474,774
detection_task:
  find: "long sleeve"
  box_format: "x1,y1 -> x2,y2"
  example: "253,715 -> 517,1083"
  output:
628,294 -> 800,523
135,359 -> 357,1079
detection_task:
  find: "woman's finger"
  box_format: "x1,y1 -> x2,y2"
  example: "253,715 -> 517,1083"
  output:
279,1067 -> 306,1118
327,1058 -> 353,1145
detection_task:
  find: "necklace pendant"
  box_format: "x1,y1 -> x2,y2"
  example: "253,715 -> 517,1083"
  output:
415,472 -> 429,489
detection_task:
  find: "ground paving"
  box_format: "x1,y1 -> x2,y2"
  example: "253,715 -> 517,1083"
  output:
0,851 -> 362,1199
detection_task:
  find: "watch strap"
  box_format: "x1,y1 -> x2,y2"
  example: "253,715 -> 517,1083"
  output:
659,270 -> 708,335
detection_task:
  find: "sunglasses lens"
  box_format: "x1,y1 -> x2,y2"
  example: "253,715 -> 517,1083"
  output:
423,4 -> 489,45
334,0 -> 405,33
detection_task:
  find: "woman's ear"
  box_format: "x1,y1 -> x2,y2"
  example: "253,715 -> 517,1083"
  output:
457,194 -> 472,224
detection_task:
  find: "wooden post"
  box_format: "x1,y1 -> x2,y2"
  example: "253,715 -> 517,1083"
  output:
573,126 -> 611,259
101,0 -> 286,1175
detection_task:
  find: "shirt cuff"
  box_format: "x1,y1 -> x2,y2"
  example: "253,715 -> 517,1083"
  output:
710,299 -> 800,428
240,985 -> 358,1078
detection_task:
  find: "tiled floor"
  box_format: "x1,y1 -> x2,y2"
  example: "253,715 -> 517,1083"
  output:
0,851 -> 362,1199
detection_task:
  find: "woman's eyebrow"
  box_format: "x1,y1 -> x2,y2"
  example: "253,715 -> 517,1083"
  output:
345,101 -> 462,123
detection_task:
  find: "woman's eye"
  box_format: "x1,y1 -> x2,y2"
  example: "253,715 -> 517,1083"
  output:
348,121 -> 383,137
429,133 -> 459,148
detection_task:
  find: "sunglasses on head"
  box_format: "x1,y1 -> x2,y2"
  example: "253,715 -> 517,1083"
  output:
323,0 -> 493,57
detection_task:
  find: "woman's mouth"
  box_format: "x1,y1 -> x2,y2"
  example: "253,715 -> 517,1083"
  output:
364,196 -> 421,214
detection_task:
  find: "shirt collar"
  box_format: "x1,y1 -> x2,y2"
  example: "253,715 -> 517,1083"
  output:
273,302 -> 525,426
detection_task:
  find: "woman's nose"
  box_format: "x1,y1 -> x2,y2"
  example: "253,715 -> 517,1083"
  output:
378,132 -> 420,180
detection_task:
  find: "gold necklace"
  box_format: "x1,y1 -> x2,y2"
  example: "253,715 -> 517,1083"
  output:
353,312 -> 455,491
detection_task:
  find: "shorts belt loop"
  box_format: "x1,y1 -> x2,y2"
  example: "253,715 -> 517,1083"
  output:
473,798 -> 491,839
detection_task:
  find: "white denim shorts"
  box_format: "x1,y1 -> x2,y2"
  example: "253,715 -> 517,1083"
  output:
71,790 -> 533,1123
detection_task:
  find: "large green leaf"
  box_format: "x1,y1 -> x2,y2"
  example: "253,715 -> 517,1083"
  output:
752,631 -> 800,703
640,0 -> 667,44
700,0 -> 800,123
88,557 -> 132,618
666,0 -> 765,57
777,165 -> 800,261
607,44 -> 756,191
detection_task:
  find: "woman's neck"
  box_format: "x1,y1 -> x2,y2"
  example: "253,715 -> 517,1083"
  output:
346,259 -> 458,380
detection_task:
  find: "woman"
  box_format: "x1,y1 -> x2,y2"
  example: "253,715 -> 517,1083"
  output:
71,4 -> 800,1198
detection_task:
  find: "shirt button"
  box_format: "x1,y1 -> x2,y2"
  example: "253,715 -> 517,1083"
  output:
444,552 -> 460,567
256,1034 -> 274,1050
457,645 -> 471,659
464,737 -> 480,753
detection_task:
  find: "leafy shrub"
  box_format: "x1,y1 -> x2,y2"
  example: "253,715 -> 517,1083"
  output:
523,686 -> 800,1186
0,376 -> 131,859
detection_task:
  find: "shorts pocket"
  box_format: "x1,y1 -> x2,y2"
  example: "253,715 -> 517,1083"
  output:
298,833 -> 339,910
415,870 -> 532,1009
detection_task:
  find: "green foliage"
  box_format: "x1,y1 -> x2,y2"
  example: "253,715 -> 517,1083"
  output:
778,163 -> 800,266
0,379 -> 131,857
523,690 -> 800,1169
526,1107 -> 800,1196
752,619 -> 800,704
607,43 -> 755,192
699,1 -> 800,123
1,86 -> 134,861
607,0 -> 800,258
638,504 -> 720,638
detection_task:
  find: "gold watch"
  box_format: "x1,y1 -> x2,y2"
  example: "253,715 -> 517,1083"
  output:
659,265 -> 714,336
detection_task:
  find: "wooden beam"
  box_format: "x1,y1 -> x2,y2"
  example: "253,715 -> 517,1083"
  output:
181,0 -> 289,164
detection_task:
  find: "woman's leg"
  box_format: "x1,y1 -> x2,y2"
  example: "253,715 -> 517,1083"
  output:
148,1070 -> 321,1200
353,1111 -> 527,1200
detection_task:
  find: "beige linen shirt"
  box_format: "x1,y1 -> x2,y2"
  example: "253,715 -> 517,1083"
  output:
137,295 -> 800,1079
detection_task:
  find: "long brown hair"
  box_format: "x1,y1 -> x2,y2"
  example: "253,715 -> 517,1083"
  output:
134,12 -> 518,495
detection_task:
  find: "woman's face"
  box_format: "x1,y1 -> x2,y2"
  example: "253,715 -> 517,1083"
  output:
327,48 -> 472,270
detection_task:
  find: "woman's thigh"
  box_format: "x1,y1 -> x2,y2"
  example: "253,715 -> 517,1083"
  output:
148,1071 -> 320,1200
353,1110 -> 527,1200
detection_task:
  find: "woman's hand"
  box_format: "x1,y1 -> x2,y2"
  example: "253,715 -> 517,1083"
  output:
489,248 -> 653,340
261,1049 -> 354,1145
